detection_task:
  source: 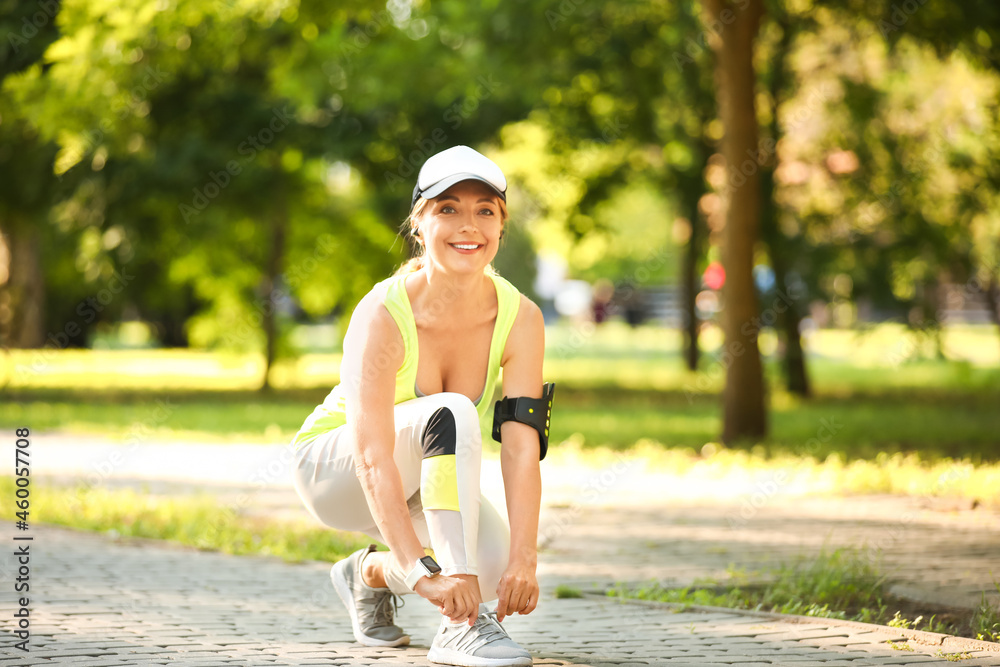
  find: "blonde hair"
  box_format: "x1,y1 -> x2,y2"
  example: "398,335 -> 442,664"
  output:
393,193 -> 509,277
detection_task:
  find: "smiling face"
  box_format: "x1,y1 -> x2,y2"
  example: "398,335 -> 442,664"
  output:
411,179 -> 506,276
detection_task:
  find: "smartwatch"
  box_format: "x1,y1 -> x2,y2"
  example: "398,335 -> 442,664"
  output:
404,555 -> 442,591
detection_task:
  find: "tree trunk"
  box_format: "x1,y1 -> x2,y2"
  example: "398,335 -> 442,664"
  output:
760,15 -> 810,397
984,273 -> 1000,357
705,0 -> 768,443
157,294 -> 194,348
761,167 -> 809,396
0,222 -> 46,349
260,190 -> 288,392
765,214 -> 811,396
682,179 -> 704,372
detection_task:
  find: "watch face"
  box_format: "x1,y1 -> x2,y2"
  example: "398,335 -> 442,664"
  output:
420,555 -> 442,575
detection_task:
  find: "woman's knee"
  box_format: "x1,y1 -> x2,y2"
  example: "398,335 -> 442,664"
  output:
420,392 -> 481,458
434,392 -> 479,426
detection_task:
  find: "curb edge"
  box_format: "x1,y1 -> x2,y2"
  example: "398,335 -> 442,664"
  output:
580,590 -> 1000,654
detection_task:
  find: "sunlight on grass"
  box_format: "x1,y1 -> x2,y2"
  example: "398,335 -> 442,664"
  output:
543,439 -> 1000,506
609,547 -> 999,642
3,323 -> 997,391
799,324 -> 1000,367
3,349 -> 271,391
0,477 -> 370,563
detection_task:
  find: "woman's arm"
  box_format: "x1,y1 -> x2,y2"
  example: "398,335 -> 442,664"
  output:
342,293 -> 426,567
342,292 -> 478,623
495,295 -> 546,621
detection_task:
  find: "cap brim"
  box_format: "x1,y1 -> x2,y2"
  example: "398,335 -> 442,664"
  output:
419,174 -> 507,203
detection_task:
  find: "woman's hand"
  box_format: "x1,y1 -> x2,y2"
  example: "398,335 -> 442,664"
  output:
414,575 -> 480,626
495,561 -> 539,621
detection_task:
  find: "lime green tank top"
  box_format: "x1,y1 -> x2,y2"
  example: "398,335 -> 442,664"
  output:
290,270 -> 522,451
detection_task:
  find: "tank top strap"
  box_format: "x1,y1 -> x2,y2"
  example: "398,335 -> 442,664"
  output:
484,272 -> 521,407
381,275 -> 419,397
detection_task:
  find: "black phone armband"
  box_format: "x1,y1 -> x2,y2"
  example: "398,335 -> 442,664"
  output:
491,382 -> 555,460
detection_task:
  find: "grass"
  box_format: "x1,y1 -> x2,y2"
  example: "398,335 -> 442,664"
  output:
936,651 -> 974,661
2,323 -> 999,505
975,582 -> 1000,643
0,477 -> 371,563
554,584 -> 584,599
608,547 -> 1000,643
5,384 -> 999,459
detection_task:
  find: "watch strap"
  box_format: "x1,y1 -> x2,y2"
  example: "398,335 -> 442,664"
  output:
404,557 -> 437,591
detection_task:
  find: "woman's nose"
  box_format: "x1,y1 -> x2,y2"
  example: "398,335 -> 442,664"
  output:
458,210 -> 477,229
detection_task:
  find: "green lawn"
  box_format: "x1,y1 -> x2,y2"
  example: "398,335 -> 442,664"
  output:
2,323 -> 998,466
0,477 -> 370,563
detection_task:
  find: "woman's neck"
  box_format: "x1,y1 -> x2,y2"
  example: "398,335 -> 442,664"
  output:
408,267 -> 493,324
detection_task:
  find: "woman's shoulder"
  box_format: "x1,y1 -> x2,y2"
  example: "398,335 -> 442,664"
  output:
342,277 -> 406,362
359,272 -> 407,304
511,292 -> 543,329
494,273 -> 543,356
488,271 -> 540,316
349,275 -> 406,329
499,290 -> 544,368
487,270 -> 518,293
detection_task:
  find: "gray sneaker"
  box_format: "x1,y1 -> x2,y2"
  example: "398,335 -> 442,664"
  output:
330,544 -> 409,647
428,603 -> 532,667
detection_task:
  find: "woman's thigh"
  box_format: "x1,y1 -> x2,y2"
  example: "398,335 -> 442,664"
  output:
291,393 -> 478,535
292,426 -> 379,533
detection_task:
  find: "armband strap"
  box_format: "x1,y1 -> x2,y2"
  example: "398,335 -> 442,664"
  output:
491,382 -> 555,461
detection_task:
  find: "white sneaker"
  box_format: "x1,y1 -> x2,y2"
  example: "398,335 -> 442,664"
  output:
427,603 -> 532,667
330,545 -> 410,647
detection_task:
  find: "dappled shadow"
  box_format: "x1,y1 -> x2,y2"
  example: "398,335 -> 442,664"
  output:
539,498 -> 1000,611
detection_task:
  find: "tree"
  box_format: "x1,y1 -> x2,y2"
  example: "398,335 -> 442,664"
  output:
758,4 -> 813,396
475,1 -> 718,368
0,0 -> 64,349
821,0 -> 1000,346
704,0 -> 768,442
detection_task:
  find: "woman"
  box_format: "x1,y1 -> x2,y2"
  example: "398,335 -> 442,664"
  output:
291,145 -> 547,667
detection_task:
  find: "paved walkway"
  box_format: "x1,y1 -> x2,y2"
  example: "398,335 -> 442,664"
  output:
2,433 -> 998,665
2,523 -> 999,666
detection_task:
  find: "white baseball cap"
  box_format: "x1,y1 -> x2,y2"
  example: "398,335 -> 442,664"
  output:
411,145 -> 507,210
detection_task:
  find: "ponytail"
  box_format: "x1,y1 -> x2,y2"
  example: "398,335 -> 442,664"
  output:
392,198 -> 431,277
393,256 -> 425,276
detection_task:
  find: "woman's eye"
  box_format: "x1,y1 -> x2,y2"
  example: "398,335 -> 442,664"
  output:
441,205 -> 456,214
478,208 -> 495,216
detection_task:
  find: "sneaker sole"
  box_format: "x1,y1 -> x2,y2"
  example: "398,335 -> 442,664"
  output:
330,559 -> 410,648
427,645 -> 532,667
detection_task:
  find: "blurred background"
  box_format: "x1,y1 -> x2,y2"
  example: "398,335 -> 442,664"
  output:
1,2 -> 999,512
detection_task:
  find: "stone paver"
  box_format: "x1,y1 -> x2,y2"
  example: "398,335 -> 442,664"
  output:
3,523 -> 998,666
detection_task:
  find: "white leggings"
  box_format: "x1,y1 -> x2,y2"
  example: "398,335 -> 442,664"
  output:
292,392 -> 510,601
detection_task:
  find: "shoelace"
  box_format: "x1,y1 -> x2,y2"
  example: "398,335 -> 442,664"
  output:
451,611 -> 510,652
370,589 -> 404,627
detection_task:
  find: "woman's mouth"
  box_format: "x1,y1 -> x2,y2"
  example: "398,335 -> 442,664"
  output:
449,243 -> 483,254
